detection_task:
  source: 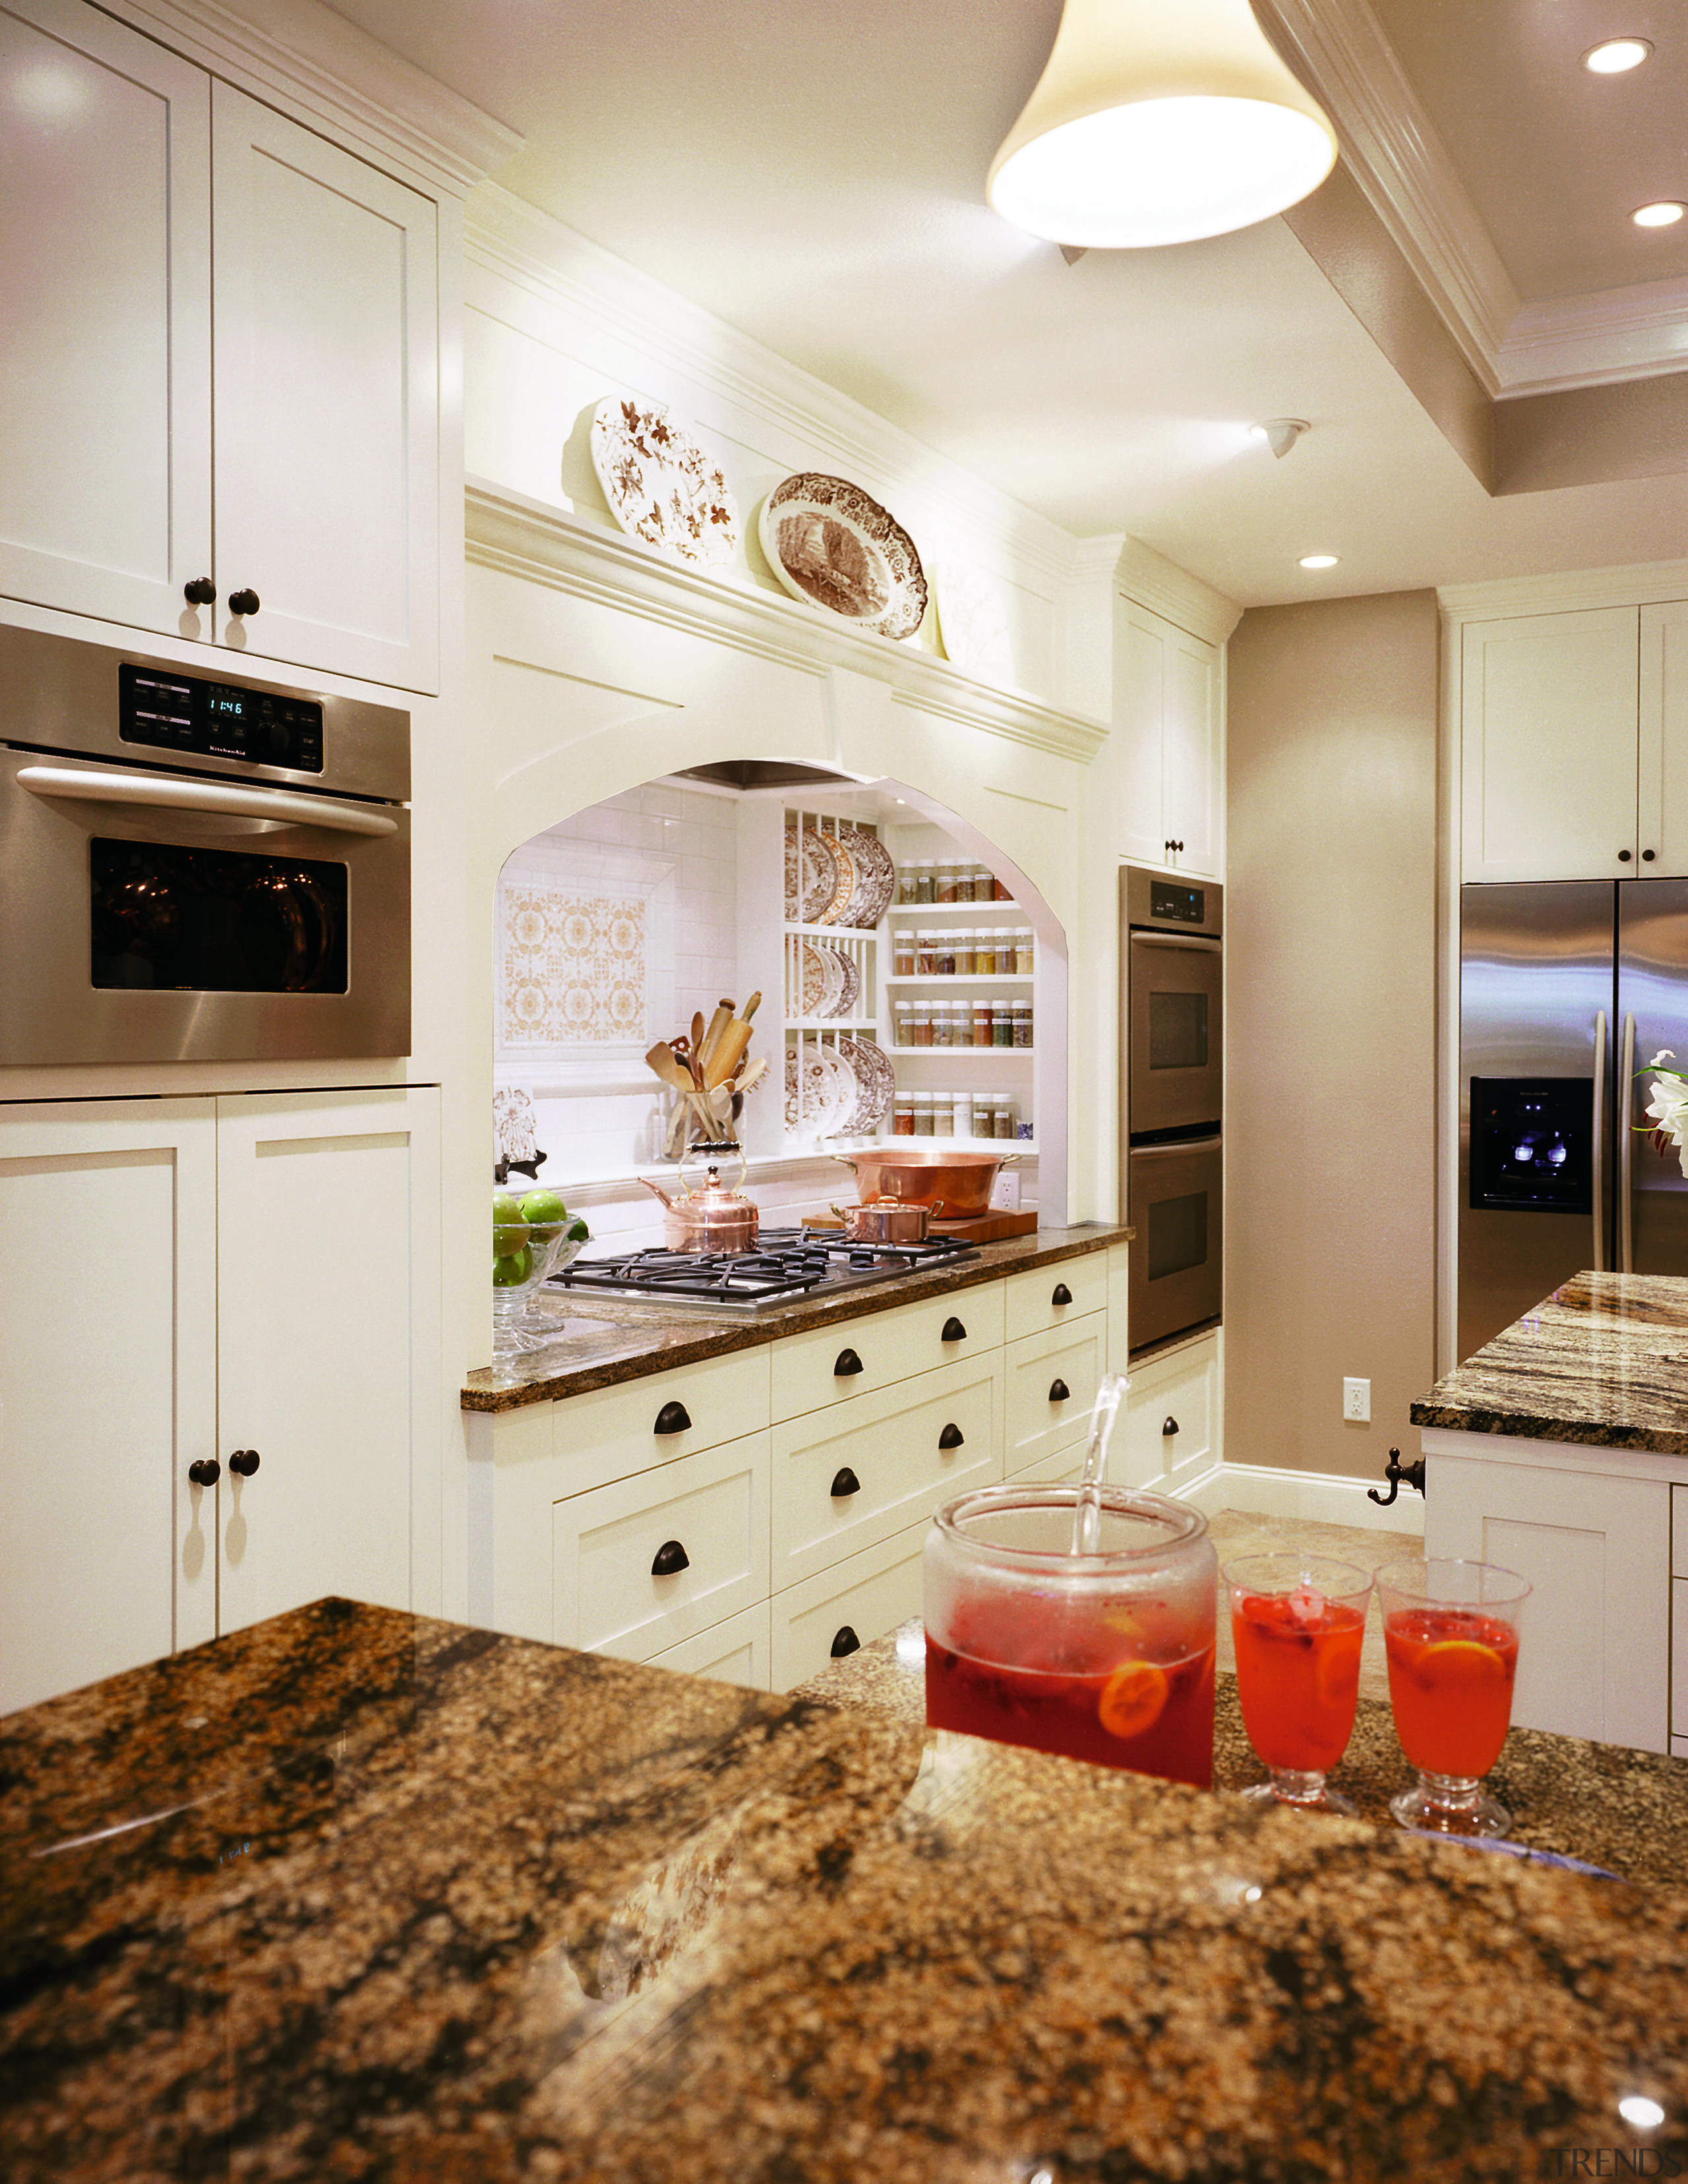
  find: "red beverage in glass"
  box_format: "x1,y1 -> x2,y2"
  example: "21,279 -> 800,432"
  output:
1383,1606 -> 1519,1779
925,1593 -> 1216,1788
1230,1589 -> 1366,1772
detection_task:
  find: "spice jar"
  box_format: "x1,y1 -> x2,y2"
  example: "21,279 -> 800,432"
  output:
913,1094 -> 936,1137
911,999 -> 934,1048
951,1092 -> 973,1139
893,931 -> 916,978
1015,930 -> 1034,974
917,930 -> 937,976
972,998 -> 993,1047
935,859 -> 960,904
892,1097 -> 915,1136
913,860 -> 935,905
936,931 -> 956,977
993,873 -> 1013,902
993,997 -> 1013,1048
893,1001 -> 913,1047
954,928 -> 976,978
995,1094 -> 1017,1140
1013,1001 -> 1033,1049
930,1090 -> 954,1137
895,866 -> 918,906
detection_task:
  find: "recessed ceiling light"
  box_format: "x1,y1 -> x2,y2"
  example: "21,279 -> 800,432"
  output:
1584,37 -> 1652,73
1634,200 -> 1687,227
1298,554 -> 1339,570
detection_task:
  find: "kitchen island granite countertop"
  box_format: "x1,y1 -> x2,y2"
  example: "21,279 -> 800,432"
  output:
462,1220 -> 1132,1412
5,1597 -> 1685,2182
1410,1268 -> 1688,1454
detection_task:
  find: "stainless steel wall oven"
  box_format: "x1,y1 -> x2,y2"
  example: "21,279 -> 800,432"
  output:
0,626 -> 411,1065
1121,866 -> 1222,1354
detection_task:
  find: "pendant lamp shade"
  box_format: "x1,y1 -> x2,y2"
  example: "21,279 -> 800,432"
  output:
987,0 -> 1339,249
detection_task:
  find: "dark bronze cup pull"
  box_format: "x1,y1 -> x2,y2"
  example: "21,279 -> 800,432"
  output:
228,1448 -> 260,1476
188,1458 -> 221,1487
941,1316 -> 967,1343
830,1466 -> 861,1498
1162,1416 -> 1180,1437
654,1400 -> 692,1436
651,1539 -> 690,1577
1052,1282 -> 1072,1306
833,1347 -> 864,1377
1049,1378 -> 1071,1403
830,1626 -> 860,1659
938,1423 -> 965,1451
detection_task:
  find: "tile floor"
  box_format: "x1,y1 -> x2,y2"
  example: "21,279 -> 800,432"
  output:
1205,1508 -> 1422,1703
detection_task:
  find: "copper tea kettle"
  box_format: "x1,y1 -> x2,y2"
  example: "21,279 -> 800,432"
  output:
638,1142 -> 760,1254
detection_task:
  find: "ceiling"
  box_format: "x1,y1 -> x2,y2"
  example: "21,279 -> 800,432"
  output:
316,0 -> 1688,607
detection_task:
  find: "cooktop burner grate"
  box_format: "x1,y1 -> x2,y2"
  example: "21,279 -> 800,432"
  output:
549,1226 -> 979,1312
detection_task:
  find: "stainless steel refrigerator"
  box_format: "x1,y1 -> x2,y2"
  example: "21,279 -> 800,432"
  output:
1459,881 -> 1688,1359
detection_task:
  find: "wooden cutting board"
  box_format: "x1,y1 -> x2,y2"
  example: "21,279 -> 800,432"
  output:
928,1208 -> 1039,1241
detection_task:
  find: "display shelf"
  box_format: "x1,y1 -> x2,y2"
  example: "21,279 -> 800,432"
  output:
886,899 -> 1023,918
785,919 -> 883,941
888,1044 -> 1037,1057
787,1015 -> 878,1031
885,974 -> 1034,988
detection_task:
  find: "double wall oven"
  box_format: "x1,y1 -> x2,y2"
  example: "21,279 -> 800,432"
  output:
1121,866 -> 1222,1355
0,626 -> 411,1064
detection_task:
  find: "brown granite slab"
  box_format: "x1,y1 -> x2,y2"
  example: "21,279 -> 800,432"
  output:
802,1618 -> 1688,1889
1410,1269 -> 1688,1456
463,1221 -> 1132,1413
5,1598 -> 1687,2182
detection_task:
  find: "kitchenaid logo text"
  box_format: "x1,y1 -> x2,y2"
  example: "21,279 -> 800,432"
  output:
1540,2154 -> 1682,2177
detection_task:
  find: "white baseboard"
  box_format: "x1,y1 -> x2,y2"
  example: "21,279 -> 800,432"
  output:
1171,1460 -> 1426,1536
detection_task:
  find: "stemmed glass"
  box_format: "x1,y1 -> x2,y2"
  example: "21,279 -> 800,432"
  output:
1224,1553 -> 1373,1814
1374,1556 -> 1530,1837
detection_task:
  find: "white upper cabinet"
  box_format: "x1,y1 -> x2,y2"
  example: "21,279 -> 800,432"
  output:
0,0 -> 439,693
210,84 -> 438,692
1461,608 -> 1643,881
1639,602 -> 1688,878
1117,600 -> 1222,877
0,0 -> 212,632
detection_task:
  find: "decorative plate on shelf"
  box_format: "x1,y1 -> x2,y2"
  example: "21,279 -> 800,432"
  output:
757,473 -> 928,641
818,829 -> 856,926
783,827 -> 801,919
837,1034 -> 895,1132
797,940 -> 826,1018
784,1043 -> 801,1130
807,1044 -> 857,1136
828,947 -> 861,1018
839,825 -> 895,927
799,828 -> 839,924
590,396 -> 738,570
932,559 -> 1016,689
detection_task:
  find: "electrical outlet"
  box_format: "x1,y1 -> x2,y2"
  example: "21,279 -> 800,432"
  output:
1342,1377 -> 1371,1423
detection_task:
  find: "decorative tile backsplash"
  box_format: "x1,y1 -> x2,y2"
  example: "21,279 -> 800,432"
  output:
500,886 -> 648,1046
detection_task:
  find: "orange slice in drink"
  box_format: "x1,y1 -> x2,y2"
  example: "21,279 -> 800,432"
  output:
1315,1639 -> 1362,1712
1097,1660 -> 1168,1741
1418,1638 -> 1507,1687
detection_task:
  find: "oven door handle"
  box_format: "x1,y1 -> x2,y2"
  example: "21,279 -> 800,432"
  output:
1130,1133 -> 1222,1158
16,764 -> 399,839
1130,932 -> 1222,953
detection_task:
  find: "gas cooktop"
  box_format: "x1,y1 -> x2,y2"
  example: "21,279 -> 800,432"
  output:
548,1226 -> 979,1314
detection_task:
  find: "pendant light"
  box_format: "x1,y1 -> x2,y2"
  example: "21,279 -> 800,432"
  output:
987,0 -> 1338,249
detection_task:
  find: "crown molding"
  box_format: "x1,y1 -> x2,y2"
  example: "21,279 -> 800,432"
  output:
465,479 -> 1109,767
465,185 -> 1082,594
1438,555 -> 1688,623
102,0 -> 522,194
1497,277 -> 1688,396
1114,538 -> 1242,649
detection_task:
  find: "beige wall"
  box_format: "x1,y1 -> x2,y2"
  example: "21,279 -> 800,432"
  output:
1224,590 -> 1439,1479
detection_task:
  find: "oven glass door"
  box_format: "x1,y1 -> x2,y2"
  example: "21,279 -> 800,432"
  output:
1128,931 -> 1222,1135
1128,1136 -> 1222,1353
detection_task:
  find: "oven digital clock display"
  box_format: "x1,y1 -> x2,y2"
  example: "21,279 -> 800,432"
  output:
119,664 -> 324,773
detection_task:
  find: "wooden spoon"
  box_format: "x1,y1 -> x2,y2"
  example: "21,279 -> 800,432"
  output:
644,1041 -> 694,1094
735,1055 -> 769,1095
691,1010 -> 706,1057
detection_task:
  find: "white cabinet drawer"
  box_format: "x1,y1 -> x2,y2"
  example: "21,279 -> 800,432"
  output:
1006,1313 -> 1107,1469
772,1359 -> 1001,1588
1120,1334 -> 1217,1490
1675,1485 -> 1688,1579
770,1282 -> 1005,1421
646,1603 -> 772,1691
1004,1254 -> 1108,1342
1006,1446 -> 1088,1488
550,1348 -> 771,1496
770,1519 -> 929,1693
553,1429 -> 769,1664
1675,1579 -> 1688,1735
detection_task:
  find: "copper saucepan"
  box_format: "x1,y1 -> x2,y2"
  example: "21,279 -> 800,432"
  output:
830,1195 -> 945,1244
832,1147 -> 1016,1220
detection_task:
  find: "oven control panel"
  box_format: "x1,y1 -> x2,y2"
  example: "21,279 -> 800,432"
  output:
119,664 -> 324,773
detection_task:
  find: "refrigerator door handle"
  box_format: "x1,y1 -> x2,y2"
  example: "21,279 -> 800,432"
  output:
1619,1011 -> 1637,1272
1592,1010 -> 1607,1273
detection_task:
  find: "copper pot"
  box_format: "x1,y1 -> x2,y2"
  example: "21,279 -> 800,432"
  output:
830,1195 -> 944,1244
833,1147 -> 1015,1220
638,1145 -> 760,1253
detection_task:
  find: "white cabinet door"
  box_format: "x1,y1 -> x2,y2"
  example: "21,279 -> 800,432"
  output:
211,85 -> 439,693
1117,603 -> 1222,877
1120,1333 -> 1219,1492
214,1088 -> 440,1634
0,0 -> 212,634
0,1099 -> 217,1713
1639,601 -> 1688,878
1461,609 -> 1640,881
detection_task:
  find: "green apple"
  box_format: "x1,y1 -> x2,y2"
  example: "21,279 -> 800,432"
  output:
493,1193 -> 529,1259
519,1187 -> 568,1228
493,1246 -> 533,1287
564,1216 -> 590,1243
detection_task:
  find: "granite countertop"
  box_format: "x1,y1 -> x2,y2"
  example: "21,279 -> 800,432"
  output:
463,1220 -> 1131,1413
1410,1268 -> 1688,1455
5,1597 -> 1686,2182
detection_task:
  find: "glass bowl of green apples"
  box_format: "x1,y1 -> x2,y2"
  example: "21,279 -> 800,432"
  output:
492,1181 -> 589,1353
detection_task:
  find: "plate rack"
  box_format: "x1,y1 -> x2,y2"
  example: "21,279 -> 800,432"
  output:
783,807 -> 889,1146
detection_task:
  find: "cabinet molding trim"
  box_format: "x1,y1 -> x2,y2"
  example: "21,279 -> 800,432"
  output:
1439,560 -> 1688,624
1114,538 -> 1242,650
466,481 -> 1109,765
99,0 -> 522,194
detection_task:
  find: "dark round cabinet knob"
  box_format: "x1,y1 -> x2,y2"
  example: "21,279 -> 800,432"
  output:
183,577 -> 216,606
833,1347 -> 864,1378
938,1422 -> 965,1451
228,1448 -> 260,1477
941,1316 -> 967,1343
1643,849 -> 1657,863
829,1626 -> 861,1659
829,1466 -> 861,1498
1618,848 -> 1633,862
1162,1416 -> 1180,1437
1049,1378 -> 1071,1403
227,587 -> 260,617
1051,1282 -> 1072,1307
651,1539 -> 690,1578
653,1400 -> 692,1436
188,1458 -> 221,1487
